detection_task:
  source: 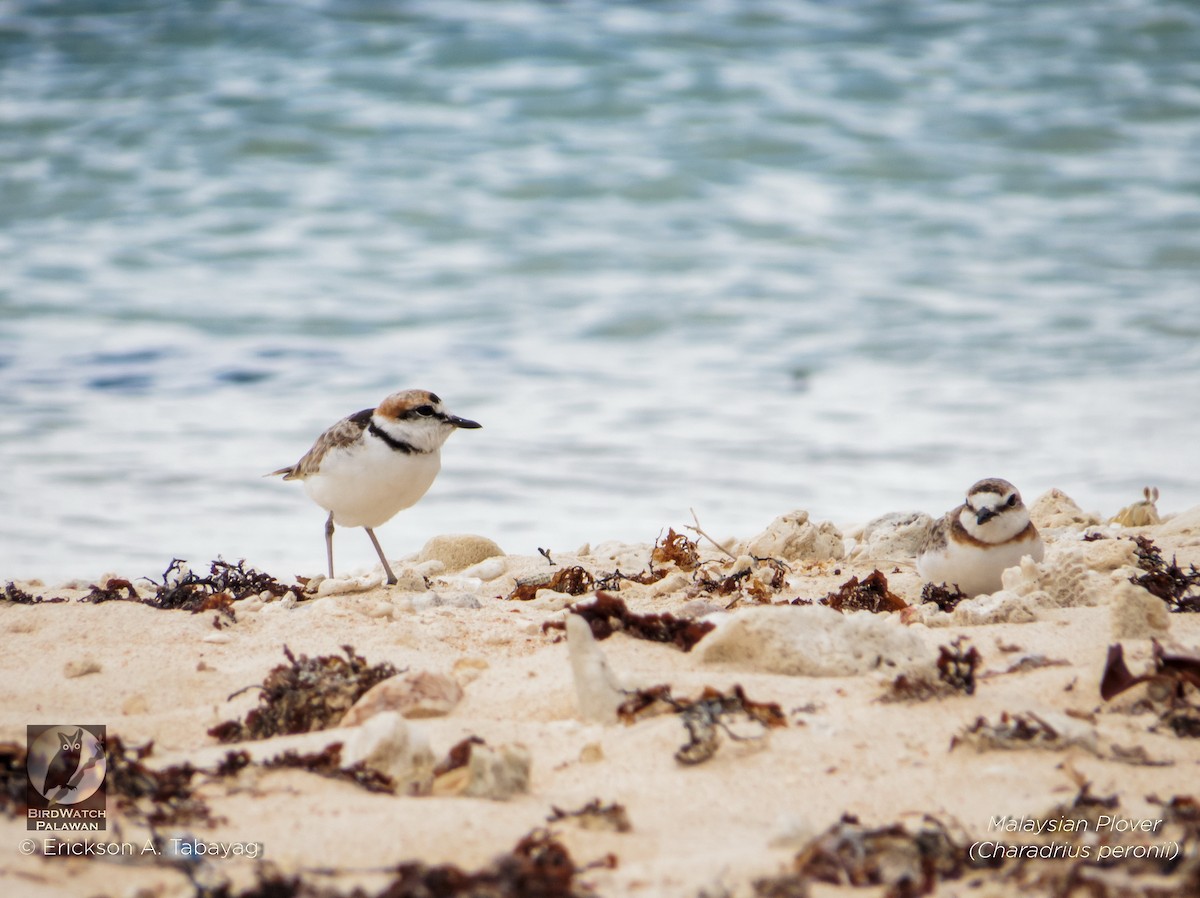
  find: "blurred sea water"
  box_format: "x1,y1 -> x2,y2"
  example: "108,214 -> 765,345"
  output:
2,0 -> 1199,582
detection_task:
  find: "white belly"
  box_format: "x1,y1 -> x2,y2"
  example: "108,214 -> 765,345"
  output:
917,534 -> 1044,598
303,441 -> 441,529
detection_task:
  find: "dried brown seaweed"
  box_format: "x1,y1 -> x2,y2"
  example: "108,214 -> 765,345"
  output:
880,674 -> 946,703
1129,535 -> 1200,612
79,576 -> 139,604
508,566 -> 595,601
190,829 -> 599,898
1148,793 -> 1200,826
919,581 -> 966,613
790,814 -> 981,897
617,684 -> 786,765
214,750 -> 253,777
1100,642 -> 1200,702
751,875 -> 811,898
821,569 -> 907,613
433,736 -> 487,779
385,829 -> 596,898
77,558 -> 303,620
881,638 -> 981,703
592,567 -> 667,591
992,655 -> 1070,676
547,799 -> 632,833
543,592 -> 714,652
526,529 -> 704,597
651,528 -> 700,571
693,557 -> 788,604
262,744 -> 394,794
1165,714 -> 1200,738
149,558 -> 301,610
208,646 -> 398,742
2,582 -> 65,604
937,637 -> 981,695
104,735 -> 216,828
0,741 -> 28,816
950,711 -> 1063,751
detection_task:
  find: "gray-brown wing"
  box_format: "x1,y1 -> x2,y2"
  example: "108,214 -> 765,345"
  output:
270,408 -> 373,480
918,510 -> 953,554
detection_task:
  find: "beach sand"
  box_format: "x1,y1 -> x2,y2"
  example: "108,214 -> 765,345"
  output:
2,493 -> 1199,897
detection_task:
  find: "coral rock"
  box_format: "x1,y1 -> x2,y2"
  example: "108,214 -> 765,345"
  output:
951,591 -> 1038,625
462,557 -> 507,581
1110,582 -> 1171,639
417,534 -> 506,573
1060,537 -> 1136,574
566,613 -> 624,725
341,671 -> 463,725
743,510 -> 845,562
343,712 -> 435,793
699,605 -> 929,676
317,572 -> 385,596
1157,504 -> 1200,536
950,554 -> 1097,625
432,741 -> 531,800
1028,489 -> 1101,530
851,511 -> 934,561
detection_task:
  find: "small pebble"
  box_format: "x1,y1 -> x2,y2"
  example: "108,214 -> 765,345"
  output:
410,593 -> 443,611
453,656 -> 489,685
436,592 -> 482,610
414,559 -> 446,577
64,658 -> 102,679
579,742 -> 605,764
462,557 -> 507,581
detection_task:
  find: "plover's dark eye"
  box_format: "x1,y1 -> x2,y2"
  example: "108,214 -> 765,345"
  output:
1007,494 -> 1017,507
415,405 -> 436,417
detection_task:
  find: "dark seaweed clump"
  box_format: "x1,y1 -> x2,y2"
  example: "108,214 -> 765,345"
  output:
78,558 -> 304,622
920,581 -> 967,613
1129,536 -> 1200,613
261,744 -> 395,794
196,830 -> 600,898
618,683 -> 786,765
820,569 -> 907,613
937,637 -> 981,695
105,735 -> 216,828
2,582 -> 66,605
0,742 -> 29,816
543,591 -> 714,652
208,646 -> 398,743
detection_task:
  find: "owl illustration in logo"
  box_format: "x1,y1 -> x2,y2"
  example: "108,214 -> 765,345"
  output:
28,726 -> 106,806
41,728 -> 84,800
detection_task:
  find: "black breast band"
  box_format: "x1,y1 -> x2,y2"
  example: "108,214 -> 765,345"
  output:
368,421 -> 418,454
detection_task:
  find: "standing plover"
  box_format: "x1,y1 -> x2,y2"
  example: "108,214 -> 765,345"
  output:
916,478 -> 1044,597
271,389 -> 480,585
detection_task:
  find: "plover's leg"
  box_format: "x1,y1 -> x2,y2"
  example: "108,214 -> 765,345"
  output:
364,527 -> 398,585
325,512 -> 336,580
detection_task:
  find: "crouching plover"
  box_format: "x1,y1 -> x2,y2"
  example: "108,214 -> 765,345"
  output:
916,478 -> 1043,597
271,389 -> 480,585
